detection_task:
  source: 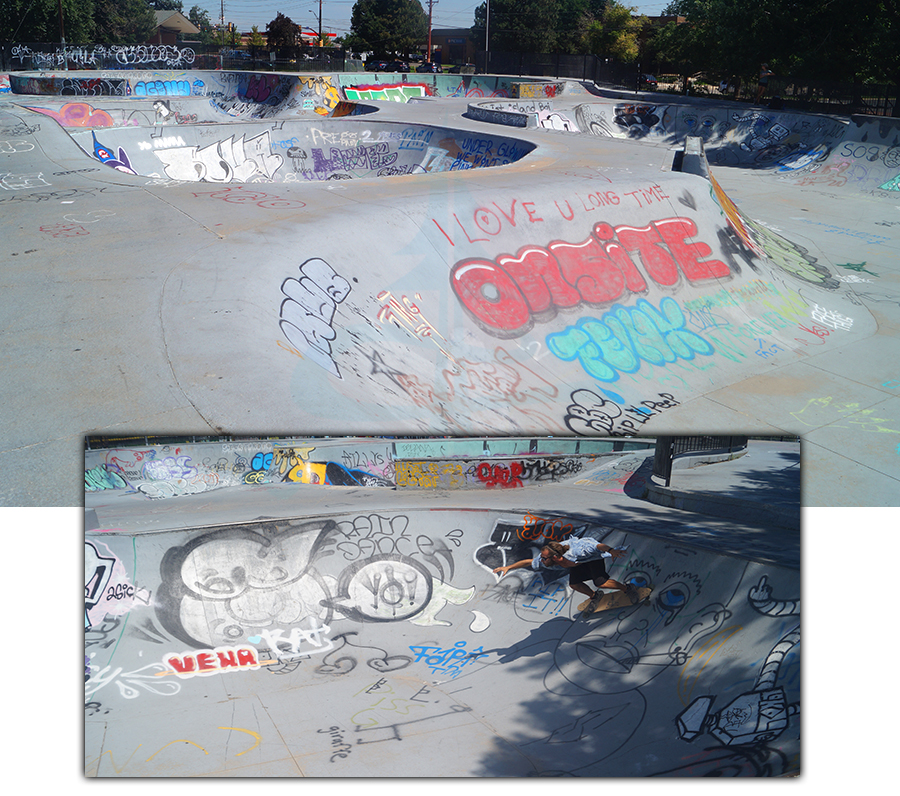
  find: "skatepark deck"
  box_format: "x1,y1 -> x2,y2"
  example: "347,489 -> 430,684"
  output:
84,437 -> 801,777
1,70 -> 898,506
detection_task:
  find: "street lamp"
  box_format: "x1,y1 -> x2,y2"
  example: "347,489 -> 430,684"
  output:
485,1 -> 490,72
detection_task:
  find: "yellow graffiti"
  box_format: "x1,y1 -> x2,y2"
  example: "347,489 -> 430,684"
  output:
273,446 -> 316,477
286,461 -> 328,483
678,625 -> 742,705
351,697 -> 424,728
218,726 -> 261,756
395,460 -> 465,488
709,172 -> 760,255
145,739 -> 208,761
297,75 -> 341,110
87,727 -> 261,775
86,745 -> 143,776
791,396 -> 900,433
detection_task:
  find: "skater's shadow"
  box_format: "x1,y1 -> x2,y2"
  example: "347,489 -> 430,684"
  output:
475,616 -> 600,671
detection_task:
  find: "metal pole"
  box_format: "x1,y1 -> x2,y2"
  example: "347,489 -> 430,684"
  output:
427,0 -> 435,60
485,0 -> 490,73
57,0 -> 67,71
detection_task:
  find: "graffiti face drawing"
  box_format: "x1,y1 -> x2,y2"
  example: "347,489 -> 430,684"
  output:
546,548 -> 741,695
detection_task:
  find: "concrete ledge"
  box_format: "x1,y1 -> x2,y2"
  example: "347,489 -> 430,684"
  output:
646,481 -> 800,530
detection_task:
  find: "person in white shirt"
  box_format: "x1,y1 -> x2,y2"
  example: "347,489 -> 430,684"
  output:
493,538 -> 638,607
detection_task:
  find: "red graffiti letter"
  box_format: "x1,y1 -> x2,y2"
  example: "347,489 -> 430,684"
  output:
217,649 -> 239,669
166,654 -> 197,674
550,234 -> 646,305
451,259 -> 532,336
497,246 -> 581,314
615,223 -> 680,287
196,652 -> 217,672
654,217 -> 730,281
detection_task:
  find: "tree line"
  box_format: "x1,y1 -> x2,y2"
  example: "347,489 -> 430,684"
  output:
2,0 -> 896,88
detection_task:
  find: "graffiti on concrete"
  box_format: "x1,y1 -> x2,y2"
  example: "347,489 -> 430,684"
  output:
9,43 -> 194,70
546,297 -> 716,383
154,131 -> 282,182
450,216 -> 731,338
151,514 -> 472,650
279,257 -> 351,377
90,130 -> 138,174
344,82 -> 432,103
86,509 -> 799,775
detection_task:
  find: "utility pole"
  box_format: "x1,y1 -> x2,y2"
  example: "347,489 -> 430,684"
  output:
57,0 -> 67,71
318,0 -> 323,46
426,0 -> 437,61
485,0 -> 490,73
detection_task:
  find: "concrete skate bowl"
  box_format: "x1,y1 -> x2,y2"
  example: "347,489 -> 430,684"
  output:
2,69 -> 898,507
56,113 -> 534,182
471,94 -> 900,192
84,436 -> 656,500
569,99 -> 900,193
8,73 -> 536,181
85,506 -> 800,776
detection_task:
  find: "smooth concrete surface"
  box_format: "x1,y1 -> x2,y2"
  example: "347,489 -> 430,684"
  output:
2,70 -> 898,507
85,437 -> 800,568
84,434 -> 656,496
85,437 -> 800,776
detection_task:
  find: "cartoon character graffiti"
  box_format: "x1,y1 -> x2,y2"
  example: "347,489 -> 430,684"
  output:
154,517 -> 474,652
91,130 -> 138,175
85,541 -> 116,629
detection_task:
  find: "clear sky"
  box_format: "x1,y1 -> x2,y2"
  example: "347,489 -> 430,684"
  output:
191,1 -> 672,39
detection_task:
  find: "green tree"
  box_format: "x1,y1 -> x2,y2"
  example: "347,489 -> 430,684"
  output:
556,0 -> 607,53
656,0 -> 898,86
266,11 -> 297,52
146,0 -> 182,10
93,0 -> 156,44
187,4 -> 217,44
580,1 -> 645,61
471,0 -> 560,53
348,0 -> 427,57
249,24 -> 265,49
0,0 -> 95,43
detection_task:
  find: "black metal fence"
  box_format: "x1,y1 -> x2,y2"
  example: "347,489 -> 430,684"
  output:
5,40 -> 895,117
478,49 -> 643,90
476,48 -> 898,117
0,41 -> 348,73
652,435 -> 750,487
684,76 -> 897,117
1,41 -> 198,71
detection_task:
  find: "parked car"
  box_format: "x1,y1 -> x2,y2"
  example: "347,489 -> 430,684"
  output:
385,60 -> 410,72
639,74 -> 658,90
416,61 -> 441,73
448,64 -> 475,74
366,59 -> 389,71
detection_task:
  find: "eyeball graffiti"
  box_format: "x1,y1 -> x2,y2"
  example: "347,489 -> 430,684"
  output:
155,521 -> 338,648
325,554 -> 433,622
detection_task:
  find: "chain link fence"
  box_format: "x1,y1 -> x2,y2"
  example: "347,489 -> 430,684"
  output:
3,41 -> 895,116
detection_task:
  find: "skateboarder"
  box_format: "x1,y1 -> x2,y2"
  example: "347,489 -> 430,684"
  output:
493,538 -> 638,608
755,63 -> 774,103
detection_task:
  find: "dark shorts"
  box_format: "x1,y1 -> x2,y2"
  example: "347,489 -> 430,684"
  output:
568,558 -> 610,586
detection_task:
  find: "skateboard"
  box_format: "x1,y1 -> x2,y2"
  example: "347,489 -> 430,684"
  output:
578,587 -> 653,617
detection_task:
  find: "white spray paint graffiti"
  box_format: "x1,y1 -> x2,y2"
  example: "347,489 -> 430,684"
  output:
154,131 -> 283,182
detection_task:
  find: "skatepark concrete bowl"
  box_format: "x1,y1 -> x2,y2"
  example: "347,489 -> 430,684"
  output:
1,69 -> 899,506
84,436 -> 801,777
